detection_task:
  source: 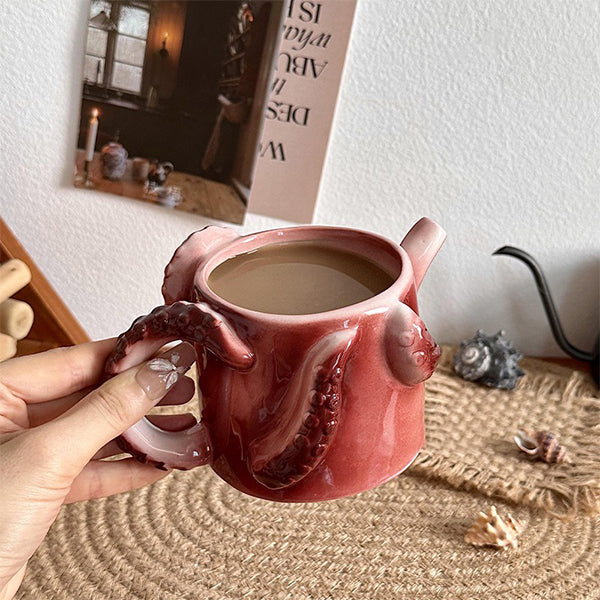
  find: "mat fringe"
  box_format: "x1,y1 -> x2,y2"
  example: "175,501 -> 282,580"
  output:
412,349 -> 600,520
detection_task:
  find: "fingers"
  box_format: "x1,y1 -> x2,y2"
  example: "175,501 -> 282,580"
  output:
0,384 -> 28,432
0,339 -> 116,403
27,375 -> 196,428
0,562 -> 28,600
91,440 -> 122,460
64,458 -> 169,503
39,342 -> 196,475
27,387 -> 93,427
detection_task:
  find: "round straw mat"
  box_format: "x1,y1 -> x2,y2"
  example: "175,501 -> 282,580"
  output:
413,347 -> 600,518
18,468 -> 600,599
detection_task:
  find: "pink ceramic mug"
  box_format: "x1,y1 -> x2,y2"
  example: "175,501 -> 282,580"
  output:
105,218 -> 446,502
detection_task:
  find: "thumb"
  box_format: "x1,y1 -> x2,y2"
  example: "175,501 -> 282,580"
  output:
42,342 -> 196,472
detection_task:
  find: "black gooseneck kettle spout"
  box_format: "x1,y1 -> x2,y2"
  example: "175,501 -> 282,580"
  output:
493,246 -> 599,386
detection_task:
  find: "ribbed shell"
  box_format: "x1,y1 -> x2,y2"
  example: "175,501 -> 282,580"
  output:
465,505 -> 523,550
453,330 -> 524,390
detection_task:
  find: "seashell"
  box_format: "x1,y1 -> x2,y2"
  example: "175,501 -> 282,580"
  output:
453,340 -> 491,380
465,505 -> 523,550
453,330 -> 524,390
514,428 -> 568,464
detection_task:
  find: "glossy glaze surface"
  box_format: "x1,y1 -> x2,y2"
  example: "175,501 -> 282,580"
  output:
105,219 -> 446,501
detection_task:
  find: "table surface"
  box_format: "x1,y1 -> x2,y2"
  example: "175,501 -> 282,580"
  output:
74,150 -> 246,224
16,349 -> 600,599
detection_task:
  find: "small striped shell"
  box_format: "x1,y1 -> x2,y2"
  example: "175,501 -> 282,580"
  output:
514,428 -> 568,464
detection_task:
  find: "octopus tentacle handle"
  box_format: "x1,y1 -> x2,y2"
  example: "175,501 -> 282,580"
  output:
104,301 -> 254,471
249,328 -> 357,489
106,301 -> 254,375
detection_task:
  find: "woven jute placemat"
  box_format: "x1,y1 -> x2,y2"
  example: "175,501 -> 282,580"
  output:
412,346 -> 600,518
17,469 -> 600,599
16,349 -> 599,599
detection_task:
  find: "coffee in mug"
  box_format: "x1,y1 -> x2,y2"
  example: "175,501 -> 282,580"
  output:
208,242 -> 395,315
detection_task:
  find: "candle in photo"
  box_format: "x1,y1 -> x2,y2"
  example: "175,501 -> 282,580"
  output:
85,108 -> 99,162
160,32 -> 169,57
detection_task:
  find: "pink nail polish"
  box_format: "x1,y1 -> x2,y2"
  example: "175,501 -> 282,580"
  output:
136,342 -> 196,401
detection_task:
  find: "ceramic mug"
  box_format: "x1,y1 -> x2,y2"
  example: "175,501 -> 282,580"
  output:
105,218 -> 446,502
132,157 -> 150,182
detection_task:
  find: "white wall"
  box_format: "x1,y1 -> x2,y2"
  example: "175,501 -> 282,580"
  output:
1,0 -> 598,357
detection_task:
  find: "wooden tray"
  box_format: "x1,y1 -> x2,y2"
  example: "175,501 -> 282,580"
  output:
0,218 -> 89,356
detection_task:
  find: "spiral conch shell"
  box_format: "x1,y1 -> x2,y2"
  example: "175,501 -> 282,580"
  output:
514,428 -> 568,464
453,330 -> 524,390
465,505 -> 523,550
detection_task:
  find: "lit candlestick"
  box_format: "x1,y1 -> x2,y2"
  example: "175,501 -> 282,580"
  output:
85,108 -> 99,162
160,33 -> 169,58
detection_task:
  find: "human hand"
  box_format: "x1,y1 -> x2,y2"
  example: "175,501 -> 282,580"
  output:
0,339 -> 198,599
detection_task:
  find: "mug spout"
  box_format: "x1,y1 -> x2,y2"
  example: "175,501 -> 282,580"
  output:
400,217 -> 446,290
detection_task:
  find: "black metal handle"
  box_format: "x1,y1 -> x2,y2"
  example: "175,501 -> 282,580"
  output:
493,245 -> 595,363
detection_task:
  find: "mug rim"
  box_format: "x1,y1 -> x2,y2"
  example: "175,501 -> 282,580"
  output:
194,225 -> 415,322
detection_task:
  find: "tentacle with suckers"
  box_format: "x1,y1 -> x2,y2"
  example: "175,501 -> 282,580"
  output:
162,226 -> 238,304
104,301 -> 254,471
249,328 -> 358,490
106,301 -> 254,375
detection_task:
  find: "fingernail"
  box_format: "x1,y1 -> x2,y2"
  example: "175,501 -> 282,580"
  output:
136,342 -> 196,401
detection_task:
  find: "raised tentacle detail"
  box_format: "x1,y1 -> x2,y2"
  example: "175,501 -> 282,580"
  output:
162,226 -> 238,304
104,301 -> 254,471
384,301 -> 440,386
249,328 -> 357,490
106,301 -> 254,375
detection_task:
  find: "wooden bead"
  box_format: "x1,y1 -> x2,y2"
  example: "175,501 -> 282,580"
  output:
0,298 -> 34,340
0,332 -> 17,362
0,259 -> 31,304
